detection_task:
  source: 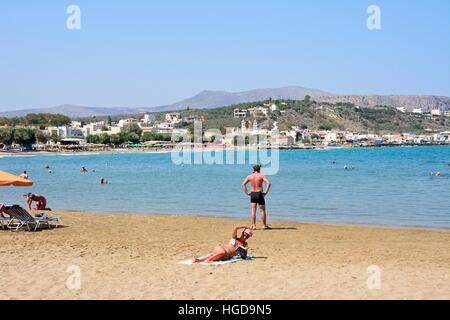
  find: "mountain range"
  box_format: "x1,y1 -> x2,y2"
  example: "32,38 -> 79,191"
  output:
1,86 -> 449,118
0,105 -> 143,118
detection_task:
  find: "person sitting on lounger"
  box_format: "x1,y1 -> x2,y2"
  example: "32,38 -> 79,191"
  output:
0,203 -> 10,217
24,193 -> 52,211
192,226 -> 253,264
19,171 -> 28,179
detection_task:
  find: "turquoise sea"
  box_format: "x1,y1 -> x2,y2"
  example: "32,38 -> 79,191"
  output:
1,146 -> 449,229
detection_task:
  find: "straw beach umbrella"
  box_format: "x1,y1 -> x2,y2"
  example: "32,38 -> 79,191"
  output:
0,170 -> 33,187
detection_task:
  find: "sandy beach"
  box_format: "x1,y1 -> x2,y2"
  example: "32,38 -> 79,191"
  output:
1,211 -> 449,300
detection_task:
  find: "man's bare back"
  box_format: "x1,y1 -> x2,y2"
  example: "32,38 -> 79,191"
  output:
247,172 -> 265,193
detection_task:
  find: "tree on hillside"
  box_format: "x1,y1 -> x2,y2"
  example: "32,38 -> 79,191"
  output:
35,131 -> 49,144
125,123 -> 143,136
12,128 -> 37,146
304,95 -> 311,105
141,132 -> 173,142
24,113 -> 71,127
0,128 -> 14,145
0,117 -> 11,126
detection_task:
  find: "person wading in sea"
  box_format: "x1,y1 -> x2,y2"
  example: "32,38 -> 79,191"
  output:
242,164 -> 272,230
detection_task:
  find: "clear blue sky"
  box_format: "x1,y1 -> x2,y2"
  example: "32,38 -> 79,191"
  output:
0,0 -> 449,111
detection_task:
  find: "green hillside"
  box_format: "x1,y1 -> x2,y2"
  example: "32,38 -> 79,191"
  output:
148,99 -> 450,134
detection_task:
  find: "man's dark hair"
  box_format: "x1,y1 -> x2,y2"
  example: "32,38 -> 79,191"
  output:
253,164 -> 261,172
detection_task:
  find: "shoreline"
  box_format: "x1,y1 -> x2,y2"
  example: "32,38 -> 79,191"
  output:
1,143 -> 449,157
45,210 -> 450,232
1,211 -> 449,300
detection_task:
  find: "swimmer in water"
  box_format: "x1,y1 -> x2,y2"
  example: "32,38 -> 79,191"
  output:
80,166 -> 88,173
99,177 -> 108,185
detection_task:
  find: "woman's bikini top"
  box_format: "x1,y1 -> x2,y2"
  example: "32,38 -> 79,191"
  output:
229,239 -> 247,249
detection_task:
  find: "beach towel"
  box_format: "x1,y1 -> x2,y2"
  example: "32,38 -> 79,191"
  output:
179,254 -> 254,266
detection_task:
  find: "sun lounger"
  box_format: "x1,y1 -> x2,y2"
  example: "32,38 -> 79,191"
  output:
0,215 -> 11,229
5,205 -> 61,231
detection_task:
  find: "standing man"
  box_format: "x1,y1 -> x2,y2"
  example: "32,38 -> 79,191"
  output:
242,164 -> 272,230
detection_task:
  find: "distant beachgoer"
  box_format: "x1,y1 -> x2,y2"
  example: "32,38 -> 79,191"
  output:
436,172 -> 441,177
242,165 -> 272,230
45,165 -> 50,169
344,165 -> 348,170
99,177 -> 108,185
192,226 -> 253,264
48,169 -> 52,174
19,171 -> 28,179
24,193 -> 51,211
80,166 -> 88,173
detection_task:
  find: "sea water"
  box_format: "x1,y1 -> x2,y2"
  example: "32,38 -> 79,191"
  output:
1,146 -> 449,229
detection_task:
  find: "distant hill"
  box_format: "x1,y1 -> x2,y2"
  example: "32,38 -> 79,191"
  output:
317,95 -> 450,112
1,86 -> 449,118
0,104 -> 143,118
149,86 -> 334,112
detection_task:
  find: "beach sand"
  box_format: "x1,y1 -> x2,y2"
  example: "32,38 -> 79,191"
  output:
1,211 -> 449,300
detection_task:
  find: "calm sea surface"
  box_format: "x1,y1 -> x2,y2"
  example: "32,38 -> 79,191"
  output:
1,147 -> 449,229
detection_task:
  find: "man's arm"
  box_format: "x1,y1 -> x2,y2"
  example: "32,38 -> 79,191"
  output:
262,175 -> 271,196
242,176 -> 251,195
27,198 -> 32,210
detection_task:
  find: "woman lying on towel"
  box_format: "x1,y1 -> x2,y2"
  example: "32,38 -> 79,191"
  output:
192,226 -> 253,264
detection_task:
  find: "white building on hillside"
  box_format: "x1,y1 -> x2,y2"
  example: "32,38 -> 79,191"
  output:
118,118 -> 137,128
431,109 -> 442,116
234,109 -> 247,118
165,113 -> 181,123
46,126 -> 84,139
248,107 -> 269,117
142,114 -> 153,125
270,104 -> 279,112
82,122 -> 105,136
